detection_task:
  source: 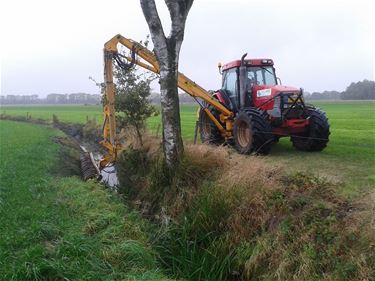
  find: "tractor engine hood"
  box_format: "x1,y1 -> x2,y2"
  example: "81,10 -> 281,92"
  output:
269,85 -> 300,93
253,85 -> 300,97
252,85 -> 301,109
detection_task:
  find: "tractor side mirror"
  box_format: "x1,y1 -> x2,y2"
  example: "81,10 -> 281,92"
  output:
277,77 -> 282,85
218,62 -> 222,75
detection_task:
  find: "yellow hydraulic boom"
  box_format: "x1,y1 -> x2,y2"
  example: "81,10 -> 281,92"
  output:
99,34 -> 234,170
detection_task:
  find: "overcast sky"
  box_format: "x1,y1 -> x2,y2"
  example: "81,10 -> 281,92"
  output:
1,0 -> 374,96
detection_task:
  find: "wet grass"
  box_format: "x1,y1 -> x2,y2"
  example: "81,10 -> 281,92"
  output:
1,99 -> 374,280
2,101 -> 373,193
268,101 -> 375,195
0,120 -> 169,280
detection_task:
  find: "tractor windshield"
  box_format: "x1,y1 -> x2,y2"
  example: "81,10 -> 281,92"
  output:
247,66 -> 277,86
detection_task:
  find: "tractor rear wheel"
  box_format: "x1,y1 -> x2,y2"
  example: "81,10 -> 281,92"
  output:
199,106 -> 224,145
233,109 -> 273,154
291,107 -> 330,151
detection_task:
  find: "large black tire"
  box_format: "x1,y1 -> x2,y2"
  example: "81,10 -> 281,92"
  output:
290,107 -> 330,151
233,108 -> 273,154
199,106 -> 224,145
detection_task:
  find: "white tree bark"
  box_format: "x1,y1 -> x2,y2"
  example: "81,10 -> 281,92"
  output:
140,0 -> 194,167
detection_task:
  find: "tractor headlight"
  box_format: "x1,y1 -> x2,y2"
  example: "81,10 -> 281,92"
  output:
281,92 -> 303,106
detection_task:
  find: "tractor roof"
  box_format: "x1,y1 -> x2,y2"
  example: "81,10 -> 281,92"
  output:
222,59 -> 274,71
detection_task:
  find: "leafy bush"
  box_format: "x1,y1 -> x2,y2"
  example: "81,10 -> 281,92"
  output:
111,41 -> 158,147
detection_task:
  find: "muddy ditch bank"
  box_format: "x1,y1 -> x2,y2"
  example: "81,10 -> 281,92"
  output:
1,114 -> 119,187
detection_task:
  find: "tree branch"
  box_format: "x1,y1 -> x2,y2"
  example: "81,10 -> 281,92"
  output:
164,0 -> 193,43
140,0 -> 167,52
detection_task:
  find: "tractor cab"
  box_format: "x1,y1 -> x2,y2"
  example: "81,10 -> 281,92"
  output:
215,56 -> 302,117
218,59 -> 274,110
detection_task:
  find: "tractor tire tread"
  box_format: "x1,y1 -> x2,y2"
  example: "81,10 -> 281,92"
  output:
291,107 -> 330,151
234,108 -> 273,154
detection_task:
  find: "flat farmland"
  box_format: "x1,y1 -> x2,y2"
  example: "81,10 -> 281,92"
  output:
0,120 -> 169,280
1,101 -> 374,193
0,105 -> 104,124
0,101 -> 374,280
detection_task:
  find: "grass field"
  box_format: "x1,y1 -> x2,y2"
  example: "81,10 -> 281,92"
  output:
270,101 -> 375,194
1,101 -> 374,193
0,121 -> 168,280
0,102 -> 374,280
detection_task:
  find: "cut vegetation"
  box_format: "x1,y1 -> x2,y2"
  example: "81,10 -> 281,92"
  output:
116,141 -> 375,281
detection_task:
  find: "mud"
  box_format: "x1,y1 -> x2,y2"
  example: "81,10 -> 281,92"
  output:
2,114 -> 120,188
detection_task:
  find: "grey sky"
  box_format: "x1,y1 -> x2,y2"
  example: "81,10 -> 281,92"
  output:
1,0 -> 374,96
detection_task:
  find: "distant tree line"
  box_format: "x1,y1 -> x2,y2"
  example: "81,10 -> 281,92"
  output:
305,90 -> 341,100
340,80 -> 375,100
305,80 -> 375,100
2,80 -> 373,105
0,93 -> 101,105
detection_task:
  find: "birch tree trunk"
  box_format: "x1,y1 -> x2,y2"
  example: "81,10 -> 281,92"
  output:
140,0 -> 194,167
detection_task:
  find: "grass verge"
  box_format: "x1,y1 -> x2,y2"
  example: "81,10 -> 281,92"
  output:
0,120 -> 169,280
116,140 -> 375,281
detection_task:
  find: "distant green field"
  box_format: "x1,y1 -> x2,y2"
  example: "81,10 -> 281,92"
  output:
0,105 -> 104,124
0,104 -> 200,140
1,101 -> 374,193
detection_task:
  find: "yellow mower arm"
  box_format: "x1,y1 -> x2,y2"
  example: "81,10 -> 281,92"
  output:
99,34 -> 234,168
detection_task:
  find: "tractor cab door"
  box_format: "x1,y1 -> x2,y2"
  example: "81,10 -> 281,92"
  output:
221,68 -> 239,112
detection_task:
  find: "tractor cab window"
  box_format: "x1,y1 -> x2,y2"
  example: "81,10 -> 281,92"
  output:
222,68 -> 239,110
222,68 -> 238,98
247,66 -> 276,86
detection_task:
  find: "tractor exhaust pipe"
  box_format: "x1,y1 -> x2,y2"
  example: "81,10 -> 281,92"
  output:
239,53 -> 248,109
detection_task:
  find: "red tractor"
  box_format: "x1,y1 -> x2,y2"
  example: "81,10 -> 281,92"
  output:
95,35 -> 331,180
81,35 -> 331,181
199,54 -> 330,154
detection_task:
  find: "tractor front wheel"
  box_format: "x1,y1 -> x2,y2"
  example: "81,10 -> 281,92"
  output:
290,107 -> 330,151
233,109 -> 273,154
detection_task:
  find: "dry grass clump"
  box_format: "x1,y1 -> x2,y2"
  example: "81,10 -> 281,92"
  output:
164,144 -> 231,219
116,141 -> 375,281
119,126 -> 161,154
218,153 -> 283,222
82,119 -> 101,142
219,152 -> 283,190
185,144 -> 231,172
117,141 -> 231,217
228,173 -> 375,281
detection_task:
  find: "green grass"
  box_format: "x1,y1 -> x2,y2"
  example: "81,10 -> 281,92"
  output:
0,120 -> 169,280
1,101 -> 374,193
0,104 -> 199,139
1,100 -> 374,281
0,105 -> 104,124
268,101 -> 375,194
